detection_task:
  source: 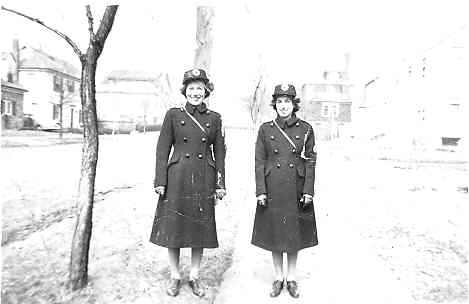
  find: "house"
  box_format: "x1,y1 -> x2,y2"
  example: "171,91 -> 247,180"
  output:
96,70 -> 172,133
1,80 -> 28,129
1,42 -> 28,129
356,25 -> 468,147
18,44 -> 81,130
299,57 -> 353,140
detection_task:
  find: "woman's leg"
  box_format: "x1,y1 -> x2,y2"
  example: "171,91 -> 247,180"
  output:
271,251 -> 284,280
190,247 -> 203,280
189,247 -> 205,297
168,248 -> 181,279
286,251 -> 300,298
286,251 -> 298,281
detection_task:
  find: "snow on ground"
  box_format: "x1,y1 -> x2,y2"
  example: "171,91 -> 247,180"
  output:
1,131 -> 467,303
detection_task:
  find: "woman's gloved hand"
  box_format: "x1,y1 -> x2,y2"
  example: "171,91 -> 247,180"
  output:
301,193 -> 313,210
257,194 -> 267,208
154,186 -> 165,196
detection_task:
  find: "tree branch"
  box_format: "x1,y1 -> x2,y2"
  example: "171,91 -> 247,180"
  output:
93,5 -> 118,57
85,5 -> 95,41
1,6 -> 82,59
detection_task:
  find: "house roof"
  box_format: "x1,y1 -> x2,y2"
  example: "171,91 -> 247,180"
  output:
20,47 -> 80,78
1,79 -> 28,92
98,70 -> 172,95
104,70 -> 161,82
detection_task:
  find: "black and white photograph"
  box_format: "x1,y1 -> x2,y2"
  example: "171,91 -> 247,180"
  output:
1,1 -> 467,303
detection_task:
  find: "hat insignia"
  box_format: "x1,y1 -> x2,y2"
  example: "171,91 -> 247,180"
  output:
192,69 -> 200,76
281,84 -> 289,91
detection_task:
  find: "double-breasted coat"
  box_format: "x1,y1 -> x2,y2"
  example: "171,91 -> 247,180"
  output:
251,114 -> 318,253
150,102 -> 226,248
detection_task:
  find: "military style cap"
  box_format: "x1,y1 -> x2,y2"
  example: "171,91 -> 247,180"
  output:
272,84 -> 296,98
182,68 -> 210,85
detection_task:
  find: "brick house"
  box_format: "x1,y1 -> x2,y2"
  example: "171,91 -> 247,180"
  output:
299,70 -> 353,140
1,80 -> 28,129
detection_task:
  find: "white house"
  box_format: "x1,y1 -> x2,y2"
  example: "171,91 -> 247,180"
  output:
19,46 -> 81,130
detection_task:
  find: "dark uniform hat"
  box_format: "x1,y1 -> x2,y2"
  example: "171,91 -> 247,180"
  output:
272,84 -> 296,98
182,68 -> 210,85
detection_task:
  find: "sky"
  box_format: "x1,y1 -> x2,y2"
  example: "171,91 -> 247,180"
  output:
1,0 -> 467,93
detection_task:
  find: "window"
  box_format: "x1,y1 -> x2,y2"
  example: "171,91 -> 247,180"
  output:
11,101 -> 16,116
2,100 -> 15,115
53,75 -> 62,92
315,85 -> 326,93
322,104 -> 329,117
334,85 -> 343,94
67,79 -> 75,93
79,110 -> 83,124
52,104 -> 60,120
321,102 -> 339,118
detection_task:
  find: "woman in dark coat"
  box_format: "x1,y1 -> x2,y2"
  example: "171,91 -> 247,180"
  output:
252,84 -> 318,298
151,68 -> 226,297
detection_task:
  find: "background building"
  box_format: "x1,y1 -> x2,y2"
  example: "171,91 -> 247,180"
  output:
96,70 -> 172,133
299,54 -> 353,140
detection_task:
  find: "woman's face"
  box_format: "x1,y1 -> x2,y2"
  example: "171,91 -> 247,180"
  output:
185,81 -> 206,105
275,96 -> 294,118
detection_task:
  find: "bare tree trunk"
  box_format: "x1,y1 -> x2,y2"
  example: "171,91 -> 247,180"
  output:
194,6 -> 214,73
3,4 -> 118,291
69,6 -> 117,290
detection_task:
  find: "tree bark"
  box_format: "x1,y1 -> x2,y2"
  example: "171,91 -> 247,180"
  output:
194,6 -> 214,73
68,5 -> 118,290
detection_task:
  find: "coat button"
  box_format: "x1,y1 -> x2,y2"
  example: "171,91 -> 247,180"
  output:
270,135 -> 275,140
185,153 -> 190,158
289,163 -> 294,168
198,153 -> 203,159
181,120 -> 185,125
205,123 -> 210,128
276,163 -> 281,168
201,137 -> 207,142
274,149 -> 279,154
296,122 -> 300,127
295,135 -> 300,139
183,137 -> 188,142
292,149 -> 297,153
207,110 -> 211,114
270,122 -> 274,127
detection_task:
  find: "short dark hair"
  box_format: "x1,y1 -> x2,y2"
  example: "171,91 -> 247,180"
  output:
271,96 -> 301,113
180,80 -> 212,98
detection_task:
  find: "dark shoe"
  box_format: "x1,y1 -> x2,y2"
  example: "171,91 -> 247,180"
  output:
189,278 -> 205,297
286,280 -> 300,298
269,280 -> 284,297
166,278 -> 181,297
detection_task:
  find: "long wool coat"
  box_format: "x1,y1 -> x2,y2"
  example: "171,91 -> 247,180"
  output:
150,102 -> 226,248
251,115 -> 318,253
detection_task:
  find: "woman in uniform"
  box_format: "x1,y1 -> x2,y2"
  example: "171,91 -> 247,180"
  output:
252,84 -> 318,298
151,68 -> 226,297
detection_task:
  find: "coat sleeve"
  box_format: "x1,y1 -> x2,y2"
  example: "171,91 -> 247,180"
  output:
303,125 -> 317,196
154,110 -> 175,187
255,126 -> 268,196
213,114 -> 226,189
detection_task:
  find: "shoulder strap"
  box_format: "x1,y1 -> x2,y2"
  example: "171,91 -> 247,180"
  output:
272,120 -> 297,150
181,106 -> 207,134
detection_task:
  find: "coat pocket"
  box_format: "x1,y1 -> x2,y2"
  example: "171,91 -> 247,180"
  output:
264,164 -> 274,176
296,164 -> 306,177
207,157 -> 216,169
167,156 -> 180,168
